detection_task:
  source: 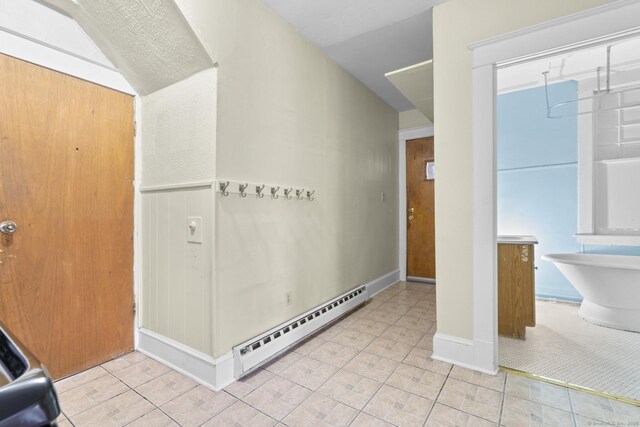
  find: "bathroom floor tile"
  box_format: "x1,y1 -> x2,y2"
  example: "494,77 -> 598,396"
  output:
504,374 -> 570,411
344,351 -> 399,383
394,314 -> 434,333
317,369 -> 382,410
449,365 -> 506,392
242,376 -> 311,420
127,409 -> 179,426
282,393 -> 358,427
160,385 -> 236,427
402,347 -> 452,375
135,369 -> 198,406
55,366 -> 110,394
202,401 -> 276,427
379,302 -> 411,316
380,325 -> 424,346
330,328 -> 377,351
425,403 -> 496,427
364,337 -> 413,362
293,335 -> 327,355
385,363 -> 446,400
363,384 -> 434,427
569,389 -> 640,424
263,351 -> 305,374
500,394 -> 575,426
308,341 -> 360,368
111,357 -> 171,388
68,389 -> 154,427
386,295 -> 419,308
58,373 -> 129,416
436,378 -> 503,423
101,351 -> 148,373
499,300 -> 640,401
350,412 -> 395,426
364,309 -> 404,325
224,368 -> 275,398
280,357 -> 338,390
347,318 -> 392,336
415,331 -> 435,350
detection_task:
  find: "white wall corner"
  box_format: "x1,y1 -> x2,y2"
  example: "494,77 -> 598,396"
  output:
137,328 -> 234,391
432,333 -> 474,366
366,269 -> 401,297
398,125 -> 434,281
432,333 -> 498,375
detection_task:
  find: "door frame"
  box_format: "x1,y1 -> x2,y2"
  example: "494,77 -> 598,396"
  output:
398,125 -> 434,281
463,0 -> 640,374
0,17 -> 141,349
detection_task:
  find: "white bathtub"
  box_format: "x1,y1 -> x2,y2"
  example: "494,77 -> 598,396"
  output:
542,253 -> 640,333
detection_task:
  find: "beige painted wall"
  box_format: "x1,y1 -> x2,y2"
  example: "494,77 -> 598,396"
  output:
175,0 -> 399,357
399,109 -> 432,130
140,68 -> 217,354
433,0 -> 616,339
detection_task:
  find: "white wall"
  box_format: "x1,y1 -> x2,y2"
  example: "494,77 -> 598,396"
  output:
432,0 -> 617,340
175,0 -> 399,357
399,109 -> 432,130
139,68 -> 217,355
141,68 -> 217,188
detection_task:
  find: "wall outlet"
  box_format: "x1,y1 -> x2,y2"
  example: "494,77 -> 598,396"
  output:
286,292 -> 292,306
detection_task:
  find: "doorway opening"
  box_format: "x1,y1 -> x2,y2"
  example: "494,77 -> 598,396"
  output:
495,33 -> 640,402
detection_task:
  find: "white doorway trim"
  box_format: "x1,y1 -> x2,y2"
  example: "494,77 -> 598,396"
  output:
398,125 -> 434,281
466,0 -> 640,374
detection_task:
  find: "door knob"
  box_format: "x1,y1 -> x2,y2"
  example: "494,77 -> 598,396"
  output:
408,208 -> 415,213
408,215 -> 414,221
0,221 -> 17,234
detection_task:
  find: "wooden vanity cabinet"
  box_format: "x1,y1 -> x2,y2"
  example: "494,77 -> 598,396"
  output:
498,243 -> 536,340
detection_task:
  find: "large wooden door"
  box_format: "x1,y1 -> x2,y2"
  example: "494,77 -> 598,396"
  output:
406,137 -> 436,280
0,54 -> 134,379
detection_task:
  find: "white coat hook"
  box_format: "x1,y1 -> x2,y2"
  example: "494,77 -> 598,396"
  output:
219,181 -> 230,196
295,188 -> 305,200
271,186 -> 280,199
239,183 -> 249,198
306,190 -> 315,201
284,188 -> 293,200
256,184 -> 265,198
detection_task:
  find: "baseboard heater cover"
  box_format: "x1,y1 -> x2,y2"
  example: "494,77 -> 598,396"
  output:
233,285 -> 368,378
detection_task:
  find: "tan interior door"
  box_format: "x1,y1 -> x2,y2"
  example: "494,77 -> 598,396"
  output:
0,54 -> 135,379
406,137 -> 436,280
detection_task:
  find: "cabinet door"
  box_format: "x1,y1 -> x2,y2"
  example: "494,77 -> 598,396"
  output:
498,244 -> 535,339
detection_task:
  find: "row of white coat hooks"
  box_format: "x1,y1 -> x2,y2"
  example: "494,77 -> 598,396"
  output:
217,180 -> 315,201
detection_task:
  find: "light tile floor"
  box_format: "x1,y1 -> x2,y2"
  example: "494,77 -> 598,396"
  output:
55,281 -> 640,426
500,300 -> 640,401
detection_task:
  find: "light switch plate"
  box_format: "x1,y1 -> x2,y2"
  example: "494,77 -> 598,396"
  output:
187,216 -> 203,243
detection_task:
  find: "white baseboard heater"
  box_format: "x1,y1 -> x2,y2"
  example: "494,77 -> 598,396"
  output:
232,285 -> 368,378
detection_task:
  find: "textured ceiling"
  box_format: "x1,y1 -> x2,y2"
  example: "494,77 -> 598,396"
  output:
261,0 -> 447,111
39,0 -> 213,95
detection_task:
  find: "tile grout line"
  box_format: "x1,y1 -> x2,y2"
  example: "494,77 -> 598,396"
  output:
496,370 -> 508,426
60,371 -> 133,422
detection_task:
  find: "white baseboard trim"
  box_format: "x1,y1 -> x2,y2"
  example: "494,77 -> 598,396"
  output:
432,332 -> 498,376
366,269 -> 401,297
137,328 -> 234,391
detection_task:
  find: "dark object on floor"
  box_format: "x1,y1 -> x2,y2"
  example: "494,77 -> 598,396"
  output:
0,321 -> 61,427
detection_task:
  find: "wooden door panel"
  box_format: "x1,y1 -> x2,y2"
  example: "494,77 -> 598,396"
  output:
0,54 -> 134,379
406,137 -> 436,279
